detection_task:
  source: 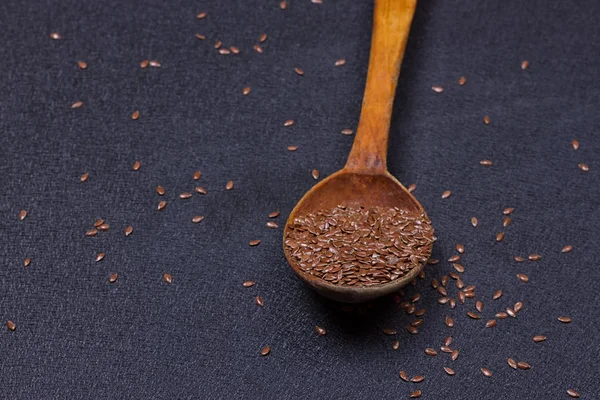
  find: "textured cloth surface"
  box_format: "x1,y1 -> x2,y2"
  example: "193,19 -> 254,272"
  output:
1,0 -> 599,399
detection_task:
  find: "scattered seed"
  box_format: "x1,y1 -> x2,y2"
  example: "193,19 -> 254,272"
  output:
503,217 -> 511,227
470,217 -> 478,227
279,1 -> 287,9
476,301 -> 483,312
443,366 -> 455,376
506,308 -> 516,318
132,161 -> 141,171
481,368 -> 492,377
415,309 -> 426,317
467,312 -> 481,319
50,32 -> 61,40
335,59 -> 346,66
480,159 -> 493,166
131,110 -> 140,120
260,346 -> 271,356
95,253 -> 105,262
442,190 -> 452,199
23,257 -> 31,267
79,172 -> 89,182
455,243 -> 465,254
458,76 -> 467,85
253,44 -> 264,53
6,320 -> 16,331
157,186 -> 165,195
315,326 -> 327,336
561,245 -> 573,253
192,171 -> 201,181
195,186 -> 207,194
192,215 -> 205,224
483,116 -> 491,125
230,46 -> 240,54
428,259 -> 440,265
451,349 -> 459,361
496,312 -> 508,319
294,67 -> 304,76
407,184 -> 416,193
508,358 -> 517,369
407,326 -> 418,335
578,163 -> 589,172
163,273 -> 172,284
149,60 -> 161,68
528,254 -> 541,261
214,41 -> 222,49
71,101 -> 83,108
410,390 -> 422,398
218,48 -> 231,55
283,119 -> 295,127
496,232 -> 505,242
493,290 -> 502,300
287,145 -> 299,151
226,181 -> 234,190
425,348 -> 437,356
85,229 -> 98,237
533,335 -> 547,343
514,256 -> 525,262
503,207 -> 514,215
567,389 -> 580,398
521,60 -> 529,70
196,11 -> 207,19
517,273 -> 529,282
341,128 -> 354,135
124,226 -> 133,237
242,281 -> 256,287
266,221 -> 279,229
431,86 -> 444,93
249,240 -> 261,246
19,210 -> 27,221
140,60 -> 149,68
179,192 -> 192,199
97,224 -> 110,231
256,296 -> 264,307
571,139 -> 579,150
514,302 -> 523,312
383,328 -> 397,335
109,273 -> 118,283
453,263 -> 464,273
399,370 -> 409,381
517,361 -> 531,370
259,33 -> 267,43
312,169 -> 319,180
392,340 -> 400,350
157,200 -> 167,210
444,336 -> 453,346
485,319 -> 496,328
558,316 -> 572,323
195,33 -> 206,40
410,376 -> 424,383
447,256 -> 459,263
242,86 -> 251,95
269,211 -> 280,218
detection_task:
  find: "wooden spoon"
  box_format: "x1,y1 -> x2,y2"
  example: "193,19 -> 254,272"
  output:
283,0 -> 430,303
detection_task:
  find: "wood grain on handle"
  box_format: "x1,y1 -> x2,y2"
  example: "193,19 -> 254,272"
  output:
345,0 -> 417,173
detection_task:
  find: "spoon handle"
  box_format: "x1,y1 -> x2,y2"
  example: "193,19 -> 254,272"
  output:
345,0 -> 417,173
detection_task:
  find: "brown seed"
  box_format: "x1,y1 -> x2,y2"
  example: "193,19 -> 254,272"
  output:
287,145 -> 298,151
467,312 -> 481,319
409,390 -> 422,398
131,110 -> 140,120
268,211 -> 280,218
558,316 -> 572,323
157,185 -> 165,195
315,326 -> 327,336
455,243 -> 465,254
85,229 -> 98,237
453,263 -> 464,273
503,217 -> 511,227
451,349 -> 460,361
392,340 -> 400,350
407,326 -> 419,335
157,200 -> 167,210
444,336 -> 453,346
124,226 -> 133,237
335,59 -> 346,67
517,273 -> 529,282
517,361 -> 531,370
76,61 -> 88,70
163,273 -> 172,284
493,290 -> 502,300
140,60 -> 149,68
442,190 -> 452,199
179,192 -> 192,199
71,101 -> 83,109
471,217 -> 478,227
249,240 -> 261,246
521,60 -> 529,70
514,255 -> 525,262
266,221 -> 279,229
571,139 -> 579,150
514,302 -> 523,312
311,169 -> 319,180
528,254 -> 541,261
437,286 -> 448,296
481,368 -> 492,377
567,389 -> 580,398
410,376 -> 424,383
428,259 -> 440,265
132,161 -> 141,171
5,319 -> 17,332
214,41 -> 222,49
485,319 -> 497,328
242,281 -> 256,287
243,86 -> 251,95
561,245 -> 573,253
253,44 -> 264,54
504,207 -> 515,215
260,346 -> 271,356
195,186 -> 207,195
230,46 -> 240,54
425,348 -> 437,356
195,33 -> 206,40
399,370 -> 409,381
407,183 -> 416,193
415,309 -> 426,317
507,358 -> 518,369
506,308 -> 516,318
476,301 -> 483,312
225,181 -> 234,190
97,224 -> 110,231
196,11 -> 207,19
496,312 -> 508,319
256,296 -> 264,307
50,32 -> 61,40
483,116 -> 491,125
80,172 -> 89,182
19,210 -> 27,221
578,163 -> 589,172
149,60 -> 161,67
432,86 -> 444,93
23,258 -> 31,267
383,328 -> 397,335
283,119 -> 295,127
95,253 -> 105,262
279,0 -> 287,9
218,49 -> 231,55
193,171 -> 201,181
496,232 -> 505,242
341,128 -> 354,135
294,67 -> 304,76
259,33 -> 267,43
443,366 -> 455,376
109,273 -> 118,283
480,159 -> 493,166
458,76 -> 467,86
533,335 -> 547,342
192,215 -> 205,224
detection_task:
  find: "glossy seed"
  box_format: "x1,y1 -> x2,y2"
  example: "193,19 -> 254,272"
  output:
571,139 -> 579,150
458,76 -> 467,85
287,145 -> 298,151
455,243 -> 465,254
132,161 -> 141,171
496,312 -> 508,319
533,335 -> 547,343
451,349 -> 459,361
268,211 -> 280,218
514,256 -> 525,262
399,370 -> 409,381
312,169 -> 319,180
192,171 -> 201,181
517,361 -> 531,370
195,33 -> 206,40
444,336 -> 453,346
256,296 -> 264,307
192,215 -> 204,224
485,319 -> 496,328
514,302 -> 523,312
341,128 -> 354,135
230,46 -> 240,54
528,254 -> 541,261
253,44 -> 264,53
467,312 -> 480,319
558,316 -> 572,323
492,290 -> 502,300
157,186 -> 165,195
453,263 -> 464,273
503,217 -> 511,227
163,273 -> 172,284
80,172 -> 89,182
279,0 -> 287,9
410,376 -> 424,383
483,116 -> 491,125
442,190 -> 452,199
95,253 -> 105,262
407,326 -> 418,335
124,226 -> 133,237
149,60 -> 161,68
335,59 -> 346,66
109,273 -> 118,283
517,273 -> 529,282
508,358 -> 517,369
425,348 -> 437,356
410,390 -> 422,398
506,308 -> 516,318
131,110 -> 140,120
561,245 -> 573,253
260,346 -> 271,356
407,183 -> 416,193
294,67 -> 304,76
383,328 -> 397,335
481,368 -> 492,377
315,326 -> 327,336
496,232 -> 505,242
140,60 -> 149,68
480,159 -> 493,166
226,181 -> 234,190
259,33 -> 267,43
444,366 -> 455,375
97,224 -> 110,231
19,210 -> 27,220
196,11 -> 207,19
242,281 -> 256,287
214,41 -> 222,49
71,101 -> 83,108
266,221 -> 279,229
7,320 -> 16,331
567,389 -> 580,398
471,217 -> 478,227
249,240 -> 261,246
243,86 -> 251,95
392,340 -> 400,350
50,32 -> 61,40
195,186 -> 207,194
521,60 -> 529,70
23,258 -> 31,267
578,163 -> 589,172
283,119 -> 295,127
432,86 -> 444,93
476,301 -> 483,312
157,200 -> 167,210
504,207 -> 515,215
85,229 -> 98,237
179,192 -> 192,199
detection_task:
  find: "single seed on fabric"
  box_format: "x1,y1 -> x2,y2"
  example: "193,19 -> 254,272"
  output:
437,286 -> 447,296
451,350 -> 459,361
5,319 -> 17,332
335,59 -> 346,66
294,67 -> 304,76
192,215 -> 204,224
528,254 -> 541,261
253,45 -> 264,53
428,259 -> 440,265
226,181 -> 234,190
196,11 -> 207,19
458,76 -> 467,85
131,110 -> 140,120
163,273 -> 172,284
392,340 -> 400,350
218,49 -> 231,55
19,210 -> 27,220
448,255 -> 460,262
503,207 -> 515,215
269,211 -> 280,218
230,46 -> 240,54
259,33 -> 267,43
493,290 -> 502,300
481,368 -> 492,377
287,145 -> 298,151
444,336 -> 453,346
578,163 -> 589,172
407,183 -> 416,193
480,159 -> 493,166
453,263 -> 464,273
157,200 -> 167,210
383,328 -> 397,335
517,273 -> 529,282
85,229 -> 98,237
425,348 -> 437,356
256,296 -> 264,307
411,319 -> 423,327
124,226 -> 133,237
485,319 -> 496,328
411,293 -> 421,303
283,119 -> 295,127
279,1 -> 287,9
441,346 -> 452,353
561,245 -> 573,253
179,192 -> 192,199
410,376 -> 424,383
312,169 -> 319,180
214,41 -> 222,49
399,370 -> 409,382
442,190 -> 452,199
432,86 -> 444,93
315,326 -> 326,336
503,217 -> 511,227
571,139 -> 579,150
249,240 -> 261,246
496,232 -> 505,242
467,312 -> 480,319
341,129 -> 354,135
476,301 -> 483,312
456,243 -> 465,254
140,60 -> 149,68
243,281 -> 256,287
567,389 -> 580,398
410,390 -> 422,398
243,87 -> 251,95
95,253 -> 105,262
517,361 -> 531,370
449,299 -> 457,309
471,217 -> 478,227
456,279 -> 464,289
445,316 -> 454,328
195,33 -> 206,40
438,297 -> 449,305
514,302 -> 523,312
533,335 -> 547,342
514,255 -> 525,262
157,186 -> 165,195
260,346 -> 271,356
23,257 -> 31,267
71,101 -> 83,108
558,316 -> 572,323
132,161 -> 141,171
443,366 -> 455,376
483,116 -> 491,125
149,60 -> 161,67
80,172 -> 89,182
109,273 -> 118,283
50,32 -> 61,40
415,309 -> 426,317
496,312 -> 508,319
521,60 -> 529,70
266,221 -> 279,229
193,171 -> 201,180
94,219 -> 104,227
195,186 -> 207,194
97,224 -> 110,231
506,308 -> 516,318
508,358 -> 517,369
407,326 -> 418,334
77,61 -> 88,70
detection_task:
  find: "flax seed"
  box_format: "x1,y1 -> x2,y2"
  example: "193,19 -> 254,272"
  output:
481,368 -> 492,377
444,337 -> 453,346
392,340 -> 400,350
451,349 -> 459,361
157,200 -> 167,210
558,316 -> 572,323
444,366 -> 455,375
458,76 -> 466,85
315,326 -> 326,336
287,145 -> 298,151
485,319 -> 496,328
179,192 -> 192,199
294,67 -> 304,76
131,110 -> 140,120
410,390 -> 422,398
269,211 -> 280,218
399,370 -> 409,382
578,163 -> 589,172
109,273 -> 118,283
341,128 -> 354,135
85,229 -> 98,237
279,1 -> 287,9
483,116 -> 491,125
571,139 -> 579,150
514,256 -> 525,262
533,335 -> 547,342
517,361 -> 531,370
157,186 -> 165,195
214,41 -> 222,49
407,184 -> 416,193
260,346 -> 271,356
230,46 -> 240,54
311,169 -> 319,180
455,243 -> 464,254
503,217 -> 511,227
432,86 -> 444,93
243,86 -> 251,95
23,258 -> 31,267
195,33 -> 206,40
226,181 -> 234,190
410,376 -> 424,383
97,224 -> 110,231
335,59 -> 346,67
503,207 -> 514,215
453,263 -> 464,273
6,320 -> 16,331
192,216 -> 205,223
514,302 -> 523,312
496,232 -> 505,242
480,159 -> 493,166
471,217 -> 478,227
253,45 -> 264,53
95,220 -> 105,228
506,308 -> 516,318
259,33 -> 267,43
249,240 -> 261,246
496,312 -> 508,319
124,226 -> 133,237
163,273 -> 172,284
283,119 -> 295,127
50,32 -> 61,40
508,358 -> 517,369
256,296 -> 264,307
132,161 -> 141,171
80,172 -> 89,182
425,348 -> 437,356
407,326 -> 419,334
528,254 -> 541,261
19,210 -> 27,221
71,101 -> 83,108
196,12 -> 207,19
95,253 -> 105,262
140,60 -> 149,68
567,389 -> 580,398
476,301 -> 483,312
242,281 -> 256,287
467,312 -> 480,319
442,190 -> 452,199
561,245 -> 573,253
521,60 -> 529,70
149,60 -> 161,68
517,273 -> 529,282
266,221 -> 279,228
195,186 -> 207,194
383,328 -> 397,335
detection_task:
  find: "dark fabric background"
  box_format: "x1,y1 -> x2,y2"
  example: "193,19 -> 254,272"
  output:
1,0 -> 599,399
